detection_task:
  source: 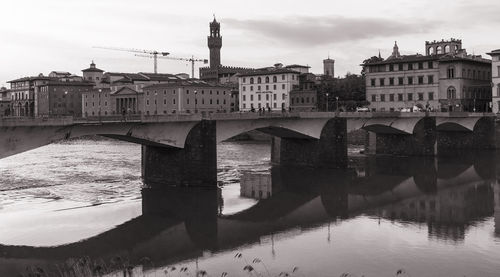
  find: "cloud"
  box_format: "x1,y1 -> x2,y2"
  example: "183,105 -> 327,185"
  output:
225,16 -> 438,46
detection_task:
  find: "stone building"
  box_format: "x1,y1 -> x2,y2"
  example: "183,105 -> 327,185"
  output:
290,72 -> 318,112
7,75 -> 51,117
36,80 -> 94,117
81,61 -> 105,87
363,39 -> 492,112
238,65 -> 300,111
487,49 -> 500,113
199,17 -> 253,84
142,81 -> 233,115
323,57 -> 335,77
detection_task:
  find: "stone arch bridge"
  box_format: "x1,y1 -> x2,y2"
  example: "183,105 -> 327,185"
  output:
0,112 -> 496,187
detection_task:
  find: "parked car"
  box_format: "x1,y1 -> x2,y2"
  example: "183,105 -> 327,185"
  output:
356,107 -> 370,112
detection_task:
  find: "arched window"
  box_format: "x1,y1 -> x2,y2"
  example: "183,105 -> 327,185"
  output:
454,45 -> 459,51
273,76 -> 277,82
447,66 -> 455,79
444,45 -> 450,53
436,46 -> 443,54
265,76 -> 269,83
428,47 -> 435,55
250,77 -> 254,84
447,86 -> 456,99
257,77 -> 262,84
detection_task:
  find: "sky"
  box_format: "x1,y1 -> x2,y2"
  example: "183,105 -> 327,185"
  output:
1,0 -> 499,86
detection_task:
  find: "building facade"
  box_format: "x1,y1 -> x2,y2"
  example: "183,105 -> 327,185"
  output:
290,72 -> 318,112
7,75 -> 50,117
36,80 -> 94,117
238,66 -> 300,111
142,81 -> 233,115
363,39 -> 491,112
82,61 -> 105,87
487,49 -> 500,113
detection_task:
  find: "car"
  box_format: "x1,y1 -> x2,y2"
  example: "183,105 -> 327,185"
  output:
400,107 -> 411,112
356,107 -> 370,112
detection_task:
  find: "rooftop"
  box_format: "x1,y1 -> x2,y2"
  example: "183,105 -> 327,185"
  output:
237,68 -> 300,77
143,80 -> 228,90
487,49 -> 500,55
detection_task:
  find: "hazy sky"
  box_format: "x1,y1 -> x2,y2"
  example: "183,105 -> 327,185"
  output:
1,0 -> 499,86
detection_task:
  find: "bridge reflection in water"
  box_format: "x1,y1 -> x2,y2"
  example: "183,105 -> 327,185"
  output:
0,152 -> 499,276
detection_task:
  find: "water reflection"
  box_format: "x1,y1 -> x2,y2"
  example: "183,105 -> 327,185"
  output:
1,151 -> 499,276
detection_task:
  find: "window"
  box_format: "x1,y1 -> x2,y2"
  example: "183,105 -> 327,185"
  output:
428,61 -> 433,69
398,64 -> 403,71
250,86 -> 253,91
250,77 -> 254,84
407,93 -> 413,101
398,77 -> 404,85
258,85 -> 261,91
250,95 -> 253,101
428,75 -> 434,84
273,94 -> 276,100
418,62 -> 423,70
379,78 -> 385,86
282,75 -> 285,80
389,64 -> 394,71
389,94 -> 394,101
418,76 -> 424,84
282,93 -> 285,100
408,63 -> 414,70
428,92 -> 434,100
408,76 -> 413,85
371,95 -> 376,102
243,95 -> 246,101
447,66 -> 455,79
273,84 -> 277,90
266,94 -> 269,100
258,94 -> 261,101
282,84 -> 285,89
371,79 -> 376,86
273,76 -> 277,82
437,45 -> 443,54
243,86 -> 246,91
243,78 -> 246,83
257,77 -> 262,84
444,45 -> 450,53
389,78 -> 394,86
380,94 -> 385,102
173,99 -> 176,104
447,86 -> 456,99
418,93 -> 424,101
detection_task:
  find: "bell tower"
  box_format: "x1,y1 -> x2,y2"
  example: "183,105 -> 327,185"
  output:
208,16 -> 222,69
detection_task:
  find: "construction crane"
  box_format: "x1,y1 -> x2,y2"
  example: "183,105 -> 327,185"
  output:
135,54 -> 208,78
93,46 -> 170,74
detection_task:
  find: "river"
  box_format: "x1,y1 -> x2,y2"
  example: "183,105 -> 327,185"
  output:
0,139 -> 499,277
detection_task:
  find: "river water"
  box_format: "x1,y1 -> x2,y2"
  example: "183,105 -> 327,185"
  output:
0,139 -> 499,277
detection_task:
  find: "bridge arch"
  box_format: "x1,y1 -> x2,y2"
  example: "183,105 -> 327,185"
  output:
360,117 -> 426,134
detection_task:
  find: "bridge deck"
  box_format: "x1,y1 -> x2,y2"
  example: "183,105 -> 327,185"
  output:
0,112 -> 495,127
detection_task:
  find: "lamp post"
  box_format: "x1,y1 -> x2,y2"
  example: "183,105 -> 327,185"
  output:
325,92 -> 329,112
473,96 -> 476,113
64,91 -> 68,116
335,96 -> 339,112
154,91 -> 158,120
194,90 -> 198,113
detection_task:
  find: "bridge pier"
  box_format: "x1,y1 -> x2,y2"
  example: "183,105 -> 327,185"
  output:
141,120 -> 217,187
438,117 -> 496,151
271,118 -> 347,168
365,117 -> 436,156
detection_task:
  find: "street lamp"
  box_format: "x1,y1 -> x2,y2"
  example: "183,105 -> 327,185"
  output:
154,91 -> 158,118
325,92 -> 329,112
335,96 -> 339,112
194,90 -> 198,113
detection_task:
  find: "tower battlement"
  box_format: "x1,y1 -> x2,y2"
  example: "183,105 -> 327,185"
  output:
425,38 -> 462,56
